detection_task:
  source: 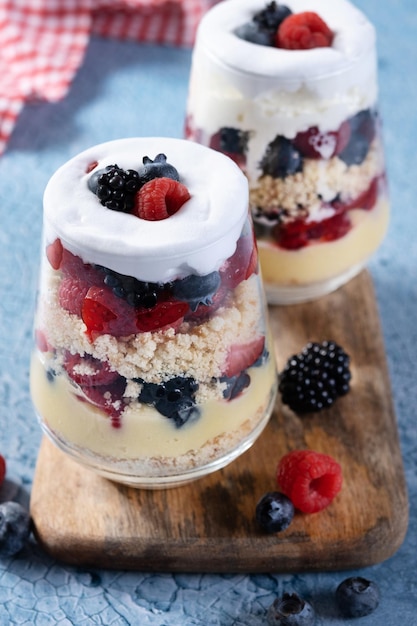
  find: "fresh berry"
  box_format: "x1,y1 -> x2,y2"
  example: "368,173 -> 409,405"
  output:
338,109 -> 377,166
220,372 -> 251,400
172,271 -> 221,311
79,376 -> 127,424
209,127 -> 251,168
0,455 -> 6,488
220,234 -> 257,289
278,340 -> 351,413
253,2 -> 292,33
81,285 -> 138,339
133,177 -> 191,221
0,502 -> 31,557
272,212 -> 351,250
293,121 -> 351,160
224,336 -> 265,377
234,21 -> 274,46
46,238 -> 63,270
336,577 -> 380,618
235,3 -> 292,47
98,266 -> 159,309
267,592 -> 315,626
58,276 -> 90,316
136,298 -> 189,332
138,376 -> 200,427
35,329 -> 52,353
259,136 -> 303,178
59,248 -> 103,285
63,352 -> 119,387
332,176 -> 379,213
91,165 -> 141,212
184,284 -> 229,323
277,449 -> 343,513
255,492 -> 294,533
137,153 -> 180,185
277,11 -> 333,50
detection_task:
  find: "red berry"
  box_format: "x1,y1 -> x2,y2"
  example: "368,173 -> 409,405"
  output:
133,177 -> 191,221
63,352 -> 120,387
220,234 -> 257,289
79,377 -> 127,423
60,249 -> 103,285
224,336 -> 265,377
35,329 -> 52,352
276,449 -> 343,513
58,276 -> 90,316
185,284 -> 229,323
86,160 -> 98,173
293,121 -> 351,160
333,177 -> 379,213
277,12 -> 333,50
46,238 -> 63,270
81,285 -> 138,339
273,212 -> 351,250
0,455 -> 6,487
136,298 -> 189,332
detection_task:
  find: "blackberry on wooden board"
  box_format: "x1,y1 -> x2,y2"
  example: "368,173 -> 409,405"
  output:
278,340 -> 351,413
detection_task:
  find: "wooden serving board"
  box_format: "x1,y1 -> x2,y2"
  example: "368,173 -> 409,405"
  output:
30,270 -> 408,572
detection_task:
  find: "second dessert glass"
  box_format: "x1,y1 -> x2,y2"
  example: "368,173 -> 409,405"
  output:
30,137 -> 277,488
185,0 -> 389,304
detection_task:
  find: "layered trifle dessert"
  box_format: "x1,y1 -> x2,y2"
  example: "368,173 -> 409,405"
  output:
185,0 -> 389,303
30,138 -> 277,487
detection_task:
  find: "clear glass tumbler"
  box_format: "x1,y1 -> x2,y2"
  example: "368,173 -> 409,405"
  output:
30,137 -> 277,488
185,0 -> 389,304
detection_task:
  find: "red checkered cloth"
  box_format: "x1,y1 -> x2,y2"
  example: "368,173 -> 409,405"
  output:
0,0 -> 217,154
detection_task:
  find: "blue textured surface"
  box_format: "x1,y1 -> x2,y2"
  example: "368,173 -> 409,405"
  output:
0,0 -> 416,623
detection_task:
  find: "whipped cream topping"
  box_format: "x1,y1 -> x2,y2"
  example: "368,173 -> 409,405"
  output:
195,0 -> 377,96
43,138 -> 249,282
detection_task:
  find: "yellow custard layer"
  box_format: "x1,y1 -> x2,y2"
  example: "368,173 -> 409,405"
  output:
30,349 -> 277,475
258,198 -> 389,287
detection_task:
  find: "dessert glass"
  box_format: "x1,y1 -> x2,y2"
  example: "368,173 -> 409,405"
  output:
185,0 -> 389,304
30,137 -> 277,488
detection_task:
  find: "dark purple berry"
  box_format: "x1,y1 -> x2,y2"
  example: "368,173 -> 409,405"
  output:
336,577 -> 380,618
0,502 -> 31,557
256,492 -> 294,533
138,376 -> 200,427
96,265 -> 160,309
220,372 -> 251,400
137,153 -> 180,185
89,165 -> 141,212
267,593 -> 315,626
253,2 -> 292,32
259,136 -> 303,178
279,340 -> 351,414
338,109 -> 377,166
172,271 -> 221,311
234,21 -> 274,45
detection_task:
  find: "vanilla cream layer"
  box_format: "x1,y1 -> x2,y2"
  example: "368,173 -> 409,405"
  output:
30,350 -> 277,462
258,198 -> 389,286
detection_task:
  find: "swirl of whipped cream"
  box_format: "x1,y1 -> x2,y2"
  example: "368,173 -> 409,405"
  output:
43,137 -> 249,282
